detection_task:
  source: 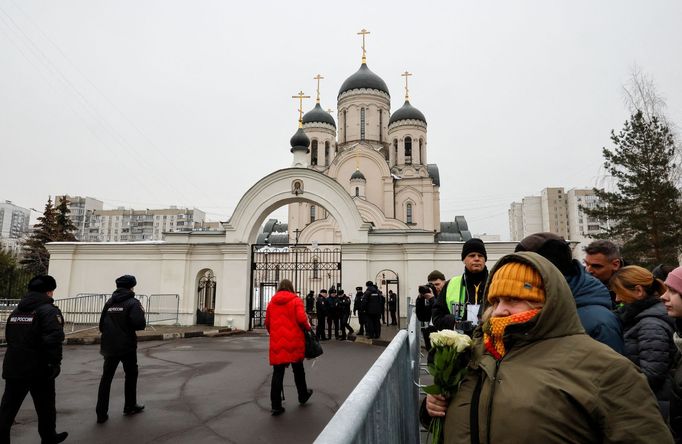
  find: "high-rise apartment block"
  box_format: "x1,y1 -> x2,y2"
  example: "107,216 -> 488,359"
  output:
86,207 -> 206,242
509,188 -> 603,251
55,195 -> 104,240
0,200 -> 31,255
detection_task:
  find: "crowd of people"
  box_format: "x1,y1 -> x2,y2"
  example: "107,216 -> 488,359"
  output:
419,236 -> 682,443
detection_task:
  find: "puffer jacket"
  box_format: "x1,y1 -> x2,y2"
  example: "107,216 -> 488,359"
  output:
669,323 -> 682,443
444,252 -> 673,444
99,288 -> 146,357
566,260 -> 624,354
617,297 -> 676,403
265,290 -> 310,365
2,291 -> 64,380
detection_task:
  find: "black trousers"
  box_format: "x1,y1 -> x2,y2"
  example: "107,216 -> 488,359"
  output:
327,316 -> 340,338
389,310 -> 397,325
270,361 -> 308,409
0,376 -> 57,444
96,353 -> 138,416
316,314 -> 327,339
366,314 -> 381,339
340,314 -> 353,338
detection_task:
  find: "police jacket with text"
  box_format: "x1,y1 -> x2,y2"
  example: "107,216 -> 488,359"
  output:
362,286 -> 384,315
99,288 -> 146,357
2,291 -> 64,380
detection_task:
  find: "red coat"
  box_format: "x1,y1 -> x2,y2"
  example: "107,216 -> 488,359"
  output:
265,290 -> 310,365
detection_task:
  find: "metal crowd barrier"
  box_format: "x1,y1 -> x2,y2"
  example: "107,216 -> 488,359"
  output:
55,293 -> 180,333
315,304 -> 420,444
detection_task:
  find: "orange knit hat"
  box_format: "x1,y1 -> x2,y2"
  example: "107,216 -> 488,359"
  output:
487,261 -> 545,304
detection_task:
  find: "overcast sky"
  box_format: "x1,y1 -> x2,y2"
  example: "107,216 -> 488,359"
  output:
1,1 -> 681,241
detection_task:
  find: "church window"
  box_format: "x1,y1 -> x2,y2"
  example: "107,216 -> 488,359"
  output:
343,110 -> 347,143
393,139 -> 398,162
355,187 -> 359,197
310,205 -> 316,223
360,108 -> 366,140
325,141 -> 330,166
405,137 -> 412,164
406,203 -> 413,224
379,109 -> 383,142
419,138 -> 424,164
311,140 -> 318,165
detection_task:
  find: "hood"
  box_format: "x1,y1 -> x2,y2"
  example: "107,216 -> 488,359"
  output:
566,260 -> 612,309
270,290 -> 300,306
17,291 -> 54,312
483,252 -> 585,346
111,288 -> 136,303
618,297 -> 674,329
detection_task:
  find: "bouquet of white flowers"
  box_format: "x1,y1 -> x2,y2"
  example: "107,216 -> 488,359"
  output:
422,329 -> 473,444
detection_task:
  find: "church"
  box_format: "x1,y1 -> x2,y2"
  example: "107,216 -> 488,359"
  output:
46,32 -> 516,330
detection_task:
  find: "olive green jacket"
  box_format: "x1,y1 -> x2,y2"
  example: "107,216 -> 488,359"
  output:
444,252 -> 673,444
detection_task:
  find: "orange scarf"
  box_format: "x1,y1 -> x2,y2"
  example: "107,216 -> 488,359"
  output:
484,309 -> 540,359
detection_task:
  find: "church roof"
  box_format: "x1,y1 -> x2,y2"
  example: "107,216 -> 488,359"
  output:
350,169 -> 366,180
302,103 -> 336,128
338,63 -> 390,97
289,127 -> 310,153
389,100 -> 426,125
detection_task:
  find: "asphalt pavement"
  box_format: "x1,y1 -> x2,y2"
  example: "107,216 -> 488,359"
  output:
0,333 -> 387,444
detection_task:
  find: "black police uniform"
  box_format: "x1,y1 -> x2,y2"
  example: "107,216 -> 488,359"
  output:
361,284 -> 384,339
353,289 -> 366,335
0,290 -> 65,443
338,292 -> 354,340
315,294 -> 328,340
95,286 -> 146,421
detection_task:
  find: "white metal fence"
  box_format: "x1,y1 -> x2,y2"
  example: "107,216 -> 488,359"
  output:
314,302 -> 421,443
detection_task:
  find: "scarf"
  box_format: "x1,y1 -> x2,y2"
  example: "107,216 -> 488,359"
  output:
484,309 -> 540,360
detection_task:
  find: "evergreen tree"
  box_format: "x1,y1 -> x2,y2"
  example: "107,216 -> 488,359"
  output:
584,110 -> 681,266
20,198 -> 58,275
55,196 -> 78,241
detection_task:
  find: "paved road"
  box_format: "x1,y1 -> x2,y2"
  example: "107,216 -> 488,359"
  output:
0,334 -> 386,443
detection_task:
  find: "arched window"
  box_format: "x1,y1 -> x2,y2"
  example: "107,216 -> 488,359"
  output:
393,139 -> 398,162
406,203 -> 413,224
310,205 -> 316,223
405,137 -> 412,164
311,140 -> 318,165
343,110 -> 347,143
379,109 -> 383,142
355,187 -> 359,197
360,108 -> 366,140
419,138 -> 424,164
324,141 -> 330,166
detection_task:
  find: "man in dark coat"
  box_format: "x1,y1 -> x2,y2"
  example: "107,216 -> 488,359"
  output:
361,281 -> 384,339
352,287 -> 366,336
315,289 -> 328,340
0,275 -> 68,444
432,238 -> 489,335
387,290 -> 397,325
515,232 -> 624,354
338,290 -> 354,340
95,275 -> 146,424
326,287 -> 341,339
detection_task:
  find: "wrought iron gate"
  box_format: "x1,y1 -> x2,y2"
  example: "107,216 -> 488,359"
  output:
250,244 -> 341,329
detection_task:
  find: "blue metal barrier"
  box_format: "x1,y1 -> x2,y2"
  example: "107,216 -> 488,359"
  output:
315,304 -> 420,443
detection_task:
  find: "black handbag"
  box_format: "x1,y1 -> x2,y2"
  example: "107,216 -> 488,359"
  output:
303,328 -> 323,359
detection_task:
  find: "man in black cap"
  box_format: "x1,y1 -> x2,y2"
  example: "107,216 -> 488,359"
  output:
326,287 -> 341,340
361,281 -> 384,339
0,275 -> 68,444
352,286 -> 366,336
95,275 -> 146,424
315,289 -> 328,340
431,238 -> 489,335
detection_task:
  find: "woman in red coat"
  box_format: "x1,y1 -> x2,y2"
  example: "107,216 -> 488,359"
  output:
265,279 -> 313,416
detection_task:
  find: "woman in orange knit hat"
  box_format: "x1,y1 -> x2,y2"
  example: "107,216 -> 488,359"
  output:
427,252 -> 672,444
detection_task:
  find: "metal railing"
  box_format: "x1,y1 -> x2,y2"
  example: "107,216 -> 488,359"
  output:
0,299 -> 20,325
315,303 -> 420,444
55,293 -> 180,333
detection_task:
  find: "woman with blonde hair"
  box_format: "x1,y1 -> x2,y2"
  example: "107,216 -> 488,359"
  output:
265,279 -> 313,416
612,265 -> 676,418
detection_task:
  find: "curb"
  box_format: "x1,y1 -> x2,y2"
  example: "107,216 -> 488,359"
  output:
63,328 -> 242,345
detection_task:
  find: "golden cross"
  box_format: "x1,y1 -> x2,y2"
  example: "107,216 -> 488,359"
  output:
401,70 -> 413,100
292,90 -> 310,127
313,74 -> 324,103
327,108 -> 334,114
357,28 -> 370,63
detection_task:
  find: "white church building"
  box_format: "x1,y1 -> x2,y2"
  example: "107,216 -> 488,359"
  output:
46,35 -> 517,330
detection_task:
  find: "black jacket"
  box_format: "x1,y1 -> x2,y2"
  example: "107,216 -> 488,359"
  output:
2,291 -> 64,380
415,295 -> 433,323
361,286 -> 384,315
353,291 -> 364,315
339,294 -> 352,316
99,288 -> 146,357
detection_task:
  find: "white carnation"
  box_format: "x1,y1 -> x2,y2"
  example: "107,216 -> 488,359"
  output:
429,329 -> 472,352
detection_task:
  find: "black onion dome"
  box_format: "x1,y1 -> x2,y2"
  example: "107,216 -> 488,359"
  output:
389,100 -> 426,125
338,63 -> 390,97
302,103 -> 336,128
290,127 -> 310,153
350,169 -> 366,180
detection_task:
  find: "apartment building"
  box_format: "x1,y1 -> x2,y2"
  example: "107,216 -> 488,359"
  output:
0,200 -> 31,255
87,207 -> 207,242
55,195 -> 104,240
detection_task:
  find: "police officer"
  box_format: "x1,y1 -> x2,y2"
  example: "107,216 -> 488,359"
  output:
305,290 -> 315,326
315,289 -> 328,340
352,287 -> 366,336
361,281 -> 384,339
0,275 -> 68,444
95,275 -> 146,424
326,287 -> 341,339
338,290 -> 354,340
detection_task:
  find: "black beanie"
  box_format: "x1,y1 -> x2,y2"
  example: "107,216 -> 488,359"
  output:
515,232 -> 574,276
328,287 -> 337,294
365,280 -> 374,287
27,275 -> 57,292
461,238 -> 487,261
115,275 -> 137,289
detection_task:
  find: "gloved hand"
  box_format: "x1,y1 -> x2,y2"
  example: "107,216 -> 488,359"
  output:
47,363 -> 61,379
